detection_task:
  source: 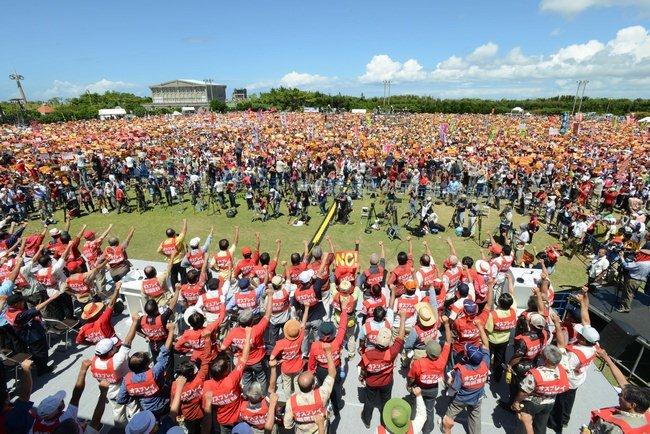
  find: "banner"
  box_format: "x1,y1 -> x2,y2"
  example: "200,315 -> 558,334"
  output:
334,250 -> 359,268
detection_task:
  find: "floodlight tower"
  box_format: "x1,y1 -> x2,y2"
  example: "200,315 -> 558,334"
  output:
9,71 -> 27,107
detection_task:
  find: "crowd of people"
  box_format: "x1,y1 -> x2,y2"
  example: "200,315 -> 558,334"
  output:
0,112 -> 648,433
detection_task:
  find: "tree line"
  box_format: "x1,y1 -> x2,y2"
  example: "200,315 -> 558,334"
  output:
1,88 -> 648,125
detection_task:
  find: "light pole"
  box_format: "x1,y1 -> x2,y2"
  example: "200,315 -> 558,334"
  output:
577,80 -> 588,115
571,80 -> 582,116
204,78 -> 213,106
9,71 -> 28,106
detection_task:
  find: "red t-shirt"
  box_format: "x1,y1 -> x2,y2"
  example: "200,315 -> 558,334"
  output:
171,349 -> 211,421
76,306 -> 115,344
361,337 -> 404,387
271,330 -> 305,374
233,252 -> 260,279
202,362 -> 245,425
222,316 -> 269,366
407,342 -> 451,388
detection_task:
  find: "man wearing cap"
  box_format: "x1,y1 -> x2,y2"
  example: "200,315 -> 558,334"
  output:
293,262 -> 328,356
116,320 -> 176,419
448,282 -> 476,321
181,226 -> 213,274
359,310 -> 407,428
222,287 -> 274,392
407,316 -> 452,433
549,291 -> 600,433
81,224 -> 112,290
232,233 -> 261,280
387,237 -> 413,297
75,281 -> 122,345
178,251 -> 210,308
104,227 -> 135,283
157,219 -> 187,287
284,342 -> 336,433
64,258 -> 108,305
270,306 -> 310,397
442,321 -> 491,434
484,274 -> 517,383
226,274 -> 267,316
307,297 -> 353,418
250,239 -> 281,286
209,226 -> 240,283
5,290 -> 62,375
90,313 -> 139,426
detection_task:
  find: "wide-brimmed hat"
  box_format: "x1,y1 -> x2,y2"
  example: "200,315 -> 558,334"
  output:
475,259 -> 491,275
283,319 -> 301,340
339,280 -> 353,294
82,302 -> 104,320
382,398 -> 413,434
415,302 -> 437,327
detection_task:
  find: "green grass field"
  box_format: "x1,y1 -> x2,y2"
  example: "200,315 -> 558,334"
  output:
24,192 -> 587,289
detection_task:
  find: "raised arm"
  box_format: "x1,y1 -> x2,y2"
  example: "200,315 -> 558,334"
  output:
263,286 -> 274,319
164,321 -> 176,350
169,375 -> 187,421
255,232 -> 261,253
180,218 -> 188,238
18,359 -> 33,402
70,359 -> 91,407
397,310 -> 407,340
441,315 -> 452,343
273,239 -> 282,262
35,290 -> 63,312
423,240 -> 432,258
326,235 -> 335,254
201,392 -> 213,434
232,225 -> 240,246
75,224 -> 88,241
302,240 -> 309,261
98,224 -> 114,242
578,286 -> 591,326
107,281 -> 122,308
323,342 -> 336,379
551,311 -> 566,349
597,348 -> 628,387
122,227 -> 135,248
90,381 -> 109,431
407,235 -> 413,257
474,319 -> 489,350
446,237 -> 457,257
123,314 -> 140,347
241,326 -> 253,364
379,240 -> 385,260
64,219 -> 72,234
265,393 -> 279,433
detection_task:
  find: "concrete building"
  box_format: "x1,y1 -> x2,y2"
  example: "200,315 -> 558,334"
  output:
232,88 -> 247,101
148,79 -> 226,108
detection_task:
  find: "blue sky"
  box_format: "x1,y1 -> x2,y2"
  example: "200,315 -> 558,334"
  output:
1,0 -> 649,100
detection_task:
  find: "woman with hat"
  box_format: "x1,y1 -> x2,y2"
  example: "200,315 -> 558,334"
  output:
75,281 -> 123,345
407,315 -> 452,433
181,226 -> 213,274
404,301 -> 440,361
270,306 -> 310,398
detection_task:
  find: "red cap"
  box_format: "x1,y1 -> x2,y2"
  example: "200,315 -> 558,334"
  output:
242,246 -> 252,256
83,231 -> 95,241
489,244 -> 503,255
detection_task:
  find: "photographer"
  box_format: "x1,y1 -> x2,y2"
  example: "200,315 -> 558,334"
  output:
616,247 -> 650,313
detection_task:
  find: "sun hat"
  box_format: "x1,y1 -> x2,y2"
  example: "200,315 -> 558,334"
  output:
95,337 -> 119,356
283,319 -> 301,340
489,244 -> 503,255
36,391 -> 66,419
425,340 -> 442,358
81,302 -> 104,320
339,280 -> 352,293
474,259 -> 491,275
189,237 -> 200,248
375,327 -> 392,347
382,398 -> 413,434
125,410 -> 156,434
529,313 -> 547,330
49,228 -> 60,237
183,306 -> 204,327
298,269 -> 315,283
415,302 -> 437,327
271,275 -> 283,286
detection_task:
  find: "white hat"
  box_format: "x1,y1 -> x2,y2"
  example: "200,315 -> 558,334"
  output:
49,228 -> 60,237
189,237 -> 200,248
574,324 -> 600,344
529,313 -> 547,330
474,260 -> 491,275
183,306 -> 204,327
95,337 -> 119,356
36,391 -> 66,418
125,410 -> 156,434
375,327 -> 392,347
271,275 -> 283,286
298,269 -> 315,283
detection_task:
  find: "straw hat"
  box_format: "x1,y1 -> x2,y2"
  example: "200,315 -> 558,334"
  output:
81,302 -> 104,320
415,302 -> 437,327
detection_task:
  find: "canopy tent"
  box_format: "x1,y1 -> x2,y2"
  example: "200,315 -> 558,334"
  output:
638,116 -> 650,123
98,106 -> 126,120
511,106 -> 524,114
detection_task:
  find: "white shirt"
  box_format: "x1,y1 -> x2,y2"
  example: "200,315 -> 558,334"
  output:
589,256 -> 610,278
559,345 -> 596,389
92,345 -> 131,399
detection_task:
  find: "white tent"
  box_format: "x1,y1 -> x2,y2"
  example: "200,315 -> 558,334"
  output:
98,106 -> 126,120
511,107 -> 524,114
638,116 -> 650,123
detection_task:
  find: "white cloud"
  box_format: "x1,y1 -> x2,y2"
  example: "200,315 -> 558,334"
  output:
550,28 -> 562,37
38,79 -> 137,99
279,71 -> 332,88
607,25 -> 650,62
540,0 -> 650,17
467,42 -> 499,62
359,54 -> 426,83
356,25 -> 650,97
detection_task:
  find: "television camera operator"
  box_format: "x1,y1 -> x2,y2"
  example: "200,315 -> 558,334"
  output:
615,245 -> 650,313
336,191 -> 352,224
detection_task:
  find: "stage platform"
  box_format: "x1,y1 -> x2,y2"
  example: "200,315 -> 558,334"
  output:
587,285 -> 650,385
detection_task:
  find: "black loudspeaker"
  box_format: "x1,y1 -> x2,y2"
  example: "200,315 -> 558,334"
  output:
598,320 -> 638,359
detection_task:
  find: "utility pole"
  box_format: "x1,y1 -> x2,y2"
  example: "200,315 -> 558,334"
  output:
577,80 -> 588,115
387,80 -> 392,108
9,71 -> 27,107
571,80 -> 582,116
382,80 -> 388,107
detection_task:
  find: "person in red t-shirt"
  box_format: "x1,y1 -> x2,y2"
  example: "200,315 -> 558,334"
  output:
171,344 -> 212,434
407,315 -> 452,433
387,237 -> 414,297
270,306 -> 310,398
75,281 -> 122,345
359,310 -> 406,428
232,233 -> 261,280
203,327 -> 252,432
286,241 -> 309,284
221,286 -> 273,393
